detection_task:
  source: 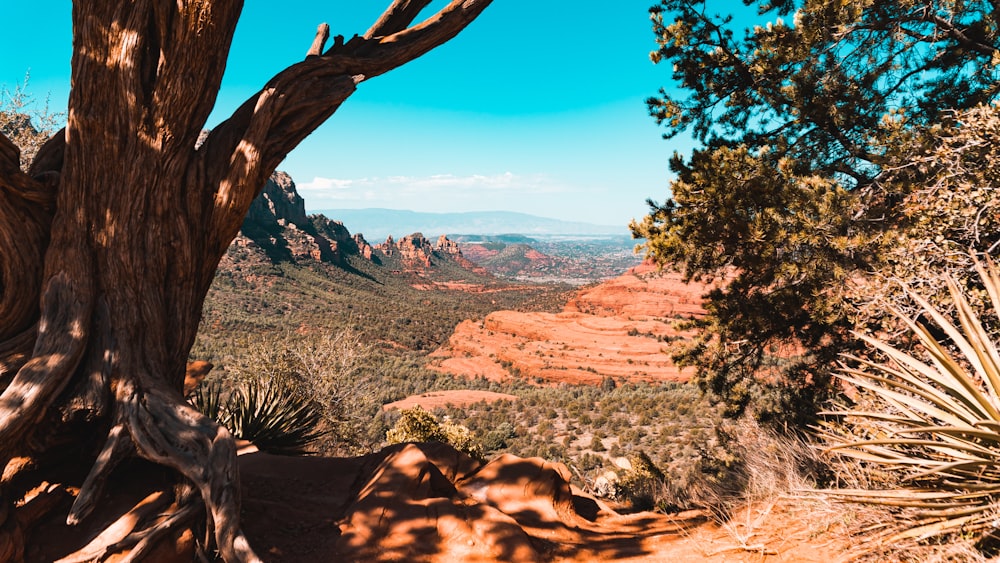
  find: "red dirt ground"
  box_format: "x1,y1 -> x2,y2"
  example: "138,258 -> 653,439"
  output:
428,264 -> 718,385
22,443 -> 853,562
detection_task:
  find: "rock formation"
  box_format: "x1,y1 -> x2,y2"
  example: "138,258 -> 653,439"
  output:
312,215 -> 361,259
435,234 -> 462,256
429,264 -> 716,385
375,231 -> 471,270
353,233 -> 374,260
234,171 -> 376,266
395,232 -> 434,267
245,170 -> 308,228
227,172 -> 491,284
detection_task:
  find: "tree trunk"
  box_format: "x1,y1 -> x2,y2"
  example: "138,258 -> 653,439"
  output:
0,1 -> 492,560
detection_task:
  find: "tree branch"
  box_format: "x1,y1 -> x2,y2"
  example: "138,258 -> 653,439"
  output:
307,23 -> 330,56
199,0 -> 493,255
926,13 -> 1000,57
0,272 -> 93,464
0,134 -> 60,391
0,132 -> 56,208
364,0 -> 435,38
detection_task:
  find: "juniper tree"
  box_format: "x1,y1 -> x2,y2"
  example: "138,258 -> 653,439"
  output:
0,1 -> 492,560
632,1 -> 1000,423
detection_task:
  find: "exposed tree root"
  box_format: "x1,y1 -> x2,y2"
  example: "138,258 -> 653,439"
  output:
67,423 -> 131,525
0,326 -> 37,388
56,490 -> 172,563
123,382 -> 260,562
0,498 -> 24,563
109,486 -> 202,563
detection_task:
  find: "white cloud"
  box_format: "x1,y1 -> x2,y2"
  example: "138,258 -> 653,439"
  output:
297,172 -> 568,212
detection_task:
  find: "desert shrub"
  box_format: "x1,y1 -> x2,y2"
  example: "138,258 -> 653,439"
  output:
649,417 -> 827,516
856,105 -> 1000,342
588,434 -> 606,452
481,422 -> 516,452
0,74 -> 63,169
438,420 -> 484,460
217,330 -> 386,455
224,379 -> 324,455
190,378 -> 324,455
385,406 -> 484,460
615,451 -> 667,511
385,405 -> 441,443
191,379 -> 226,424
822,257 -> 1000,554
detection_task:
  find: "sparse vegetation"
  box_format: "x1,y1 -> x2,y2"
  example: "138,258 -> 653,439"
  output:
633,1 -> 1000,426
192,378 -> 325,455
821,257 -> 1000,553
193,237 -> 766,514
385,406 -> 485,460
19,0 -> 995,557
0,74 -> 62,170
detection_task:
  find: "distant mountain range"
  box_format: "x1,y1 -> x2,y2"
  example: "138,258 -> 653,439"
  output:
310,208 -> 628,241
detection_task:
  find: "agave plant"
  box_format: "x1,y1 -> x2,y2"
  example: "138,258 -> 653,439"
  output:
822,257 -> 1000,544
190,378 -> 325,456
226,378 -> 325,455
190,380 -> 229,427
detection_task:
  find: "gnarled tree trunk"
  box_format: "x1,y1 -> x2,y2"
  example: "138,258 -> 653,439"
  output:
0,1 -> 492,560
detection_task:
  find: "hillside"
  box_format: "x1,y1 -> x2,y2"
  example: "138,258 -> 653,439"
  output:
458,235 -> 644,284
195,172 -> 729,483
177,173 -> 860,562
464,242 -> 556,278
195,173 -> 570,360
427,263 -> 713,385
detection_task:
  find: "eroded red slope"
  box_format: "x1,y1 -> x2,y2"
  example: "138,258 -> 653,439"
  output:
428,264 -> 716,385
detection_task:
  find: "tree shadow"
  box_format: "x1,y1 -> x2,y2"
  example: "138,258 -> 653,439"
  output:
13,441 -> 700,562
239,442 -> 702,562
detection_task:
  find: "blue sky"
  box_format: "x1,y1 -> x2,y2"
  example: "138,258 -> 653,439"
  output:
1,1 -> 696,228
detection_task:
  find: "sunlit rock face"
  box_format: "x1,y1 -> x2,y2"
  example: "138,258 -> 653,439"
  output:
236,171 -> 371,265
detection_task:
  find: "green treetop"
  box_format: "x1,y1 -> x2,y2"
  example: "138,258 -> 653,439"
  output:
633,0 -> 1000,424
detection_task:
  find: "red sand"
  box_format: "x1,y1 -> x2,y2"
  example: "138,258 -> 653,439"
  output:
23,442 -> 851,562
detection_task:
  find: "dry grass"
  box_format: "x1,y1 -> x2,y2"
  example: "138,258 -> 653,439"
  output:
668,416 -> 991,561
816,258 -> 1000,560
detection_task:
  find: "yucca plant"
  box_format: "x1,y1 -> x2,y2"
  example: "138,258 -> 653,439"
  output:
226,378 -> 325,455
821,256 -> 1000,547
190,378 -> 325,456
190,380 -> 229,427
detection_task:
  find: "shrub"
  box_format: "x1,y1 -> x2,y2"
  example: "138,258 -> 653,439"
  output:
0,74 -> 63,169
588,434 -> 606,452
385,406 -> 484,460
482,422 -> 516,452
217,330 -> 384,455
190,378 -> 324,455
822,256 -> 1000,551
616,451 -> 666,511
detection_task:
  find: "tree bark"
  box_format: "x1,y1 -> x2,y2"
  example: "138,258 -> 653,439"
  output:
0,1 -> 492,560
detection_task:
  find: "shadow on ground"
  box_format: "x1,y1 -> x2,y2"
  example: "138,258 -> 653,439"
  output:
239,442 -> 704,562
